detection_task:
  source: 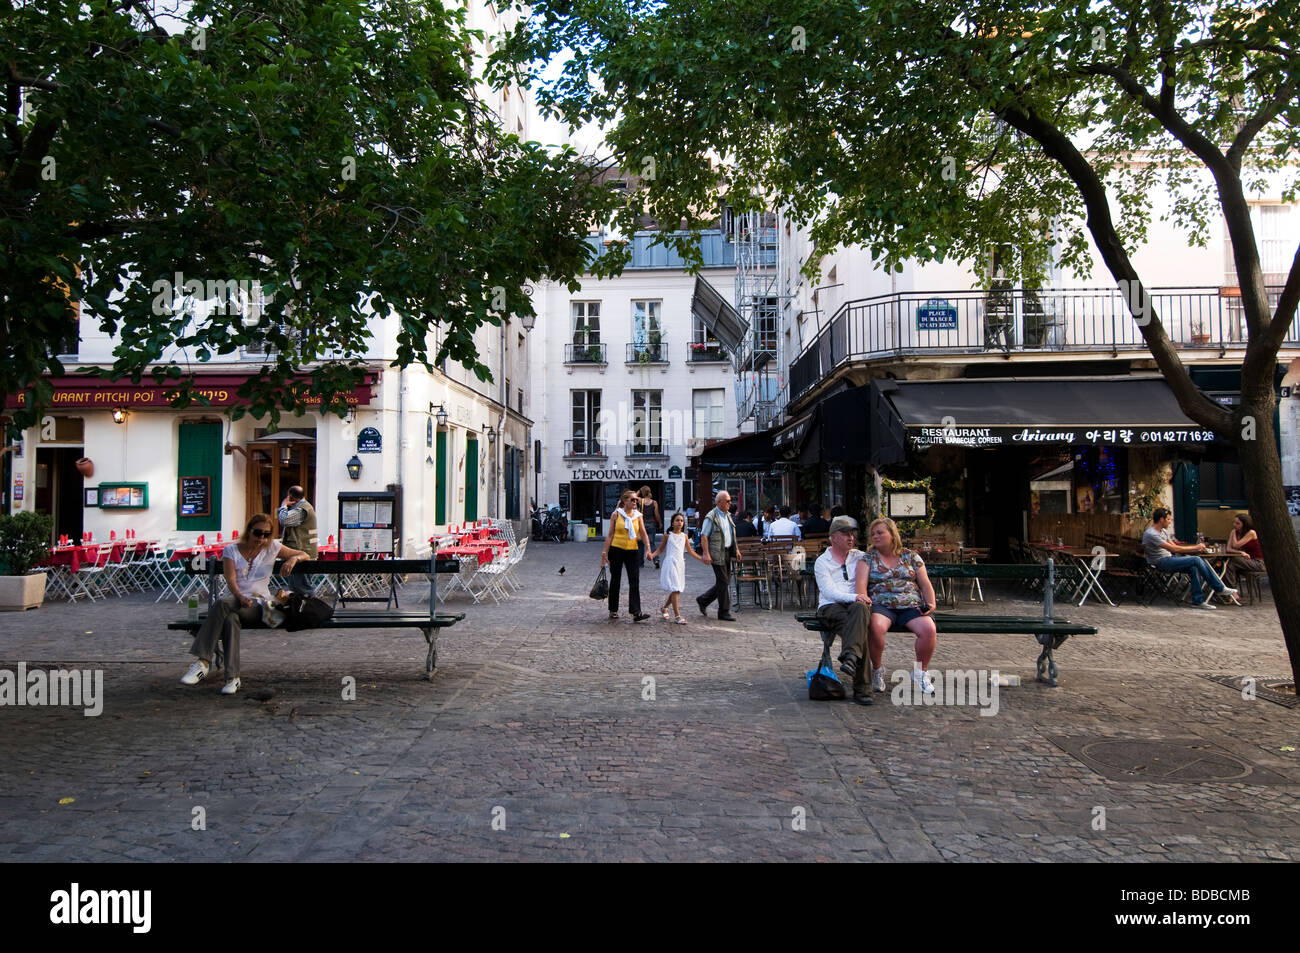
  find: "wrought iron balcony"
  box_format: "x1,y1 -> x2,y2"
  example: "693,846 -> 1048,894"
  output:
788,285 -> 1300,402
564,438 -> 605,457
626,441 -> 668,458
626,341 -> 669,364
565,342 -> 607,364
686,340 -> 729,363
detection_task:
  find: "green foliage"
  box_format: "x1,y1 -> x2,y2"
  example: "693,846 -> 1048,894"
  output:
0,510 -> 55,576
2,0 -> 620,431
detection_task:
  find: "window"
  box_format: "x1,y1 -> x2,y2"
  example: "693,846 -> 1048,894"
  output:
572,301 -> 600,346
631,390 -> 662,452
693,389 -> 724,439
1199,461 -> 1247,508
631,300 -> 661,345
517,388 -> 524,414
1226,204 -> 1295,286
571,390 -> 601,455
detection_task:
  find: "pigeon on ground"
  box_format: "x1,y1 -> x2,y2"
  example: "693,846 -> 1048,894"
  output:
558,566 -> 565,574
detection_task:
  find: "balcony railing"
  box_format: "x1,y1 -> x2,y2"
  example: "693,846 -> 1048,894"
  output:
565,342 -> 607,364
687,340 -> 729,363
626,341 -> 669,364
789,285 -> 1300,402
626,440 -> 668,457
564,438 -> 605,457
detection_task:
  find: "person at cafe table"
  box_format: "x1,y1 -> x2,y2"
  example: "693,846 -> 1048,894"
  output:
1142,507 -> 1239,609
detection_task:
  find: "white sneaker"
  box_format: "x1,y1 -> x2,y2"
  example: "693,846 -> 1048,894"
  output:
871,666 -> 886,693
1219,587 -> 1241,605
221,677 -> 241,695
911,667 -> 935,695
1193,599 -> 1218,610
180,660 -> 208,685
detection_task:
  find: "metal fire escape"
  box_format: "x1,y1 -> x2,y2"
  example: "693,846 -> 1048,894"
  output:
730,210 -> 782,432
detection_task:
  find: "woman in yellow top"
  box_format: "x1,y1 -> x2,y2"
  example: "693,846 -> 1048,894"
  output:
601,489 -> 653,622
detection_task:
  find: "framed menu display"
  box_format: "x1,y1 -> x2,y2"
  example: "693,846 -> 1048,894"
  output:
98,482 -> 149,509
337,490 -> 397,555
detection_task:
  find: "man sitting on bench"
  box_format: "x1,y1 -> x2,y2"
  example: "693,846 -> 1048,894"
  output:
1142,507 -> 1239,609
813,516 -> 873,706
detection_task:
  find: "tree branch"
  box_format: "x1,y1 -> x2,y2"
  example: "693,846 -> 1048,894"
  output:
7,116 -> 60,194
1225,77 -> 1300,171
1270,242 -> 1300,345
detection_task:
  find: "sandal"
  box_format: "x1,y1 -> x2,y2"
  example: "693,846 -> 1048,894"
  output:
661,608 -> 671,620
674,615 -> 688,625
609,611 -> 619,620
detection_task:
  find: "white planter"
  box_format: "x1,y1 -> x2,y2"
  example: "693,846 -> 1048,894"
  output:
0,572 -> 47,611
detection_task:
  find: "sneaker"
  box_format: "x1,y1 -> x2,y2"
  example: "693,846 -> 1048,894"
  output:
911,668 -> 935,695
1219,587 -> 1241,605
852,690 -> 873,706
838,654 -> 859,680
871,666 -> 886,693
180,660 -> 208,685
1193,599 -> 1218,610
221,677 -> 241,695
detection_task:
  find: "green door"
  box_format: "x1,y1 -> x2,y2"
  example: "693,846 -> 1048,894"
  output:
435,430 -> 447,524
465,435 -> 478,521
177,421 -> 222,531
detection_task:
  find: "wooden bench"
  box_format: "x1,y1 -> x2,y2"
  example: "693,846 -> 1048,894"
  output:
796,560 -> 1098,687
168,556 -> 465,679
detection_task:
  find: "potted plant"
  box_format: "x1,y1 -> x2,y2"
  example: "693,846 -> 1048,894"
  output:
1190,316 -> 1210,344
0,510 -> 55,610
585,344 -> 604,363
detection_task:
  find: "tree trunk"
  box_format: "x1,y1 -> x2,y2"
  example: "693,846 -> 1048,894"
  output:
1233,411 -> 1300,689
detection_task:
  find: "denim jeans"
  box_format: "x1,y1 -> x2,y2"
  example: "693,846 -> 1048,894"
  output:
1155,555 -> 1226,603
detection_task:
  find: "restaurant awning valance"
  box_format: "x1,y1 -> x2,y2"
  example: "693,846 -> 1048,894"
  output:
773,407 -> 818,460
873,376 -> 1219,463
697,430 -> 778,472
690,276 -> 746,353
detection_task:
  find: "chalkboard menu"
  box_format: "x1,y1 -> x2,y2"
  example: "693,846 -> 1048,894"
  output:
663,481 -> 676,511
558,482 -> 570,511
179,476 -> 211,517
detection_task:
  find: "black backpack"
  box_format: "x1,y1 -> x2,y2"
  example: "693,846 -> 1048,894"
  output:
283,592 -> 336,631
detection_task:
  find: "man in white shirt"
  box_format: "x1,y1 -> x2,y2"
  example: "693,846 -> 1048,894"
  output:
769,505 -> 802,540
813,516 -> 872,705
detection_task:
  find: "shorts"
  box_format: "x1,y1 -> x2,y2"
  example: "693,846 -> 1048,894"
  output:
871,605 -> 926,628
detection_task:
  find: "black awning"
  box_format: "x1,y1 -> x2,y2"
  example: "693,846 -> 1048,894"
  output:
698,430 -> 777,472
875,377 -> 1221,456
773,407 -> 819,460
690,276 -> 746,352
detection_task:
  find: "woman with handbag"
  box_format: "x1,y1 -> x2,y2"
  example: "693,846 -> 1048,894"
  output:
178,512 -> 309,695
601,489 -> 652,622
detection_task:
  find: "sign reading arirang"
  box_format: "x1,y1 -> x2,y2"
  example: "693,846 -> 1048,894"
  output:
909,425 -> 1218,449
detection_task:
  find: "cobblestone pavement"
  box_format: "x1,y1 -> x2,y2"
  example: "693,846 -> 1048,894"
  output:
1,540 -> 1297,862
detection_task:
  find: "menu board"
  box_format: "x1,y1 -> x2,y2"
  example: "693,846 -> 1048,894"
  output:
663,481 -> 676,511
337,490 -> 397,556
179,476 -> 211,517
558,483 -> 570,511
99,482 -> 148,509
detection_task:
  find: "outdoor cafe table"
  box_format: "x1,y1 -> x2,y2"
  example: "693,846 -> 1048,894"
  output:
435,545 -> 495,567
44,544 -> 100,573
1032,543 -> 1120,606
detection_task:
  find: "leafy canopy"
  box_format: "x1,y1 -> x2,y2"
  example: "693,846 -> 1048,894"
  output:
2,0 -> 620,429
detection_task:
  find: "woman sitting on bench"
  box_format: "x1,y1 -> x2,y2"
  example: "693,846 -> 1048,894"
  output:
859,517 -> 939,696
179,512 -> 309,696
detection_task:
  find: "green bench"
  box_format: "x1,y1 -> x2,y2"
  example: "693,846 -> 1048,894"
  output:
797,559 -> 1098,687
168,556 -> 465,679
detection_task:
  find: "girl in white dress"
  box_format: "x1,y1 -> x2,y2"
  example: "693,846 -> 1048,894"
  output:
650,511 -> 706,624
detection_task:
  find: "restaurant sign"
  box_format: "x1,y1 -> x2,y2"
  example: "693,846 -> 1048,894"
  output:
571,467 -> 663,480
909,425 -> 1218,449
5,374 -> 377,409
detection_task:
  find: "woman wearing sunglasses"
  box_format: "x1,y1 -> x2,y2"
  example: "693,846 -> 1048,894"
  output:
180,512 -> 309,695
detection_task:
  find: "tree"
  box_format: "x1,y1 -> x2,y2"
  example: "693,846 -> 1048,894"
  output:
494,0 -> 1300,680
1,0 -> 618,427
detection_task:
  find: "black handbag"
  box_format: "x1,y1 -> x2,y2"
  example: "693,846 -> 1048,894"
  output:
808,643 -> 846,701
589,567 -> 609,600
283,592 -> 336,631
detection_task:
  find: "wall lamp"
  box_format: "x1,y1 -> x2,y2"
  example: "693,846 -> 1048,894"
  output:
483,423 -> 496,444
346,455 -> 362,480
431,403 -> 449,429
111,408 -> 128,425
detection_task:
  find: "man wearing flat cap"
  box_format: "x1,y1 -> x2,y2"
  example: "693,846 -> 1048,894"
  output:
813,515 -> 873,705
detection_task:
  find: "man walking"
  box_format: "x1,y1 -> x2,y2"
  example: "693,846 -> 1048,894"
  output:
277,485 -> 318,595
697,490 -> 738,621
1143,507 -> 1239,608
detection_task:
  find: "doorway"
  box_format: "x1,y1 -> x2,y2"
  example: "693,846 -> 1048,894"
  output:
246,440 -> 317,532
34,446 -> 84,542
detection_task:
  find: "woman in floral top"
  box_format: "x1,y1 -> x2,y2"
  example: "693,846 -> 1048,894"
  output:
854,517 -> 939,695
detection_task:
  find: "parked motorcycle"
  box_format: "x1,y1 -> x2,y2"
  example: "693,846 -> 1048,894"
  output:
531,504 -> 569,542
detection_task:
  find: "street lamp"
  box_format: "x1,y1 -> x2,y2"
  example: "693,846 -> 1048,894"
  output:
346,455 -> 362,480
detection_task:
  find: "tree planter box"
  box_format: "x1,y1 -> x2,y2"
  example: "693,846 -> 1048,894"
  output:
0,572 -> 47,611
